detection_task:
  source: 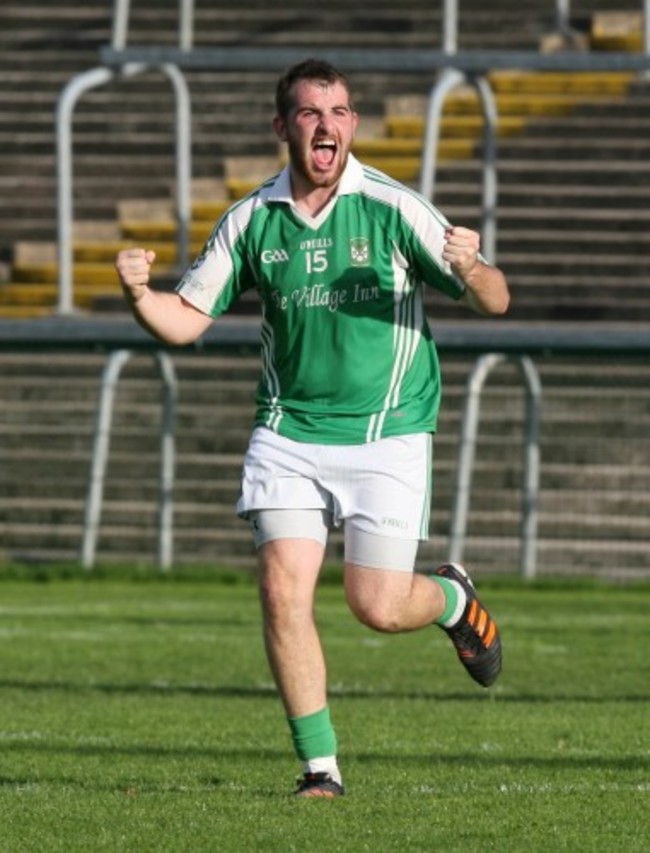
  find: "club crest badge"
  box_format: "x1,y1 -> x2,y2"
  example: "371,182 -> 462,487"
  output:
349,237 -> 371,267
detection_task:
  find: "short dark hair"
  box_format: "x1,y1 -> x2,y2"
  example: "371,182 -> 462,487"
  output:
275,58 -> 353,119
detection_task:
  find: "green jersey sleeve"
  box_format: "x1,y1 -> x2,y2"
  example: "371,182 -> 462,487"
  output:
176,195 -> 264,317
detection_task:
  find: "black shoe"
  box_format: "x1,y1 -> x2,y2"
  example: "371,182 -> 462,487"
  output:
294,772 -> 345,799
434,562 -> 502,688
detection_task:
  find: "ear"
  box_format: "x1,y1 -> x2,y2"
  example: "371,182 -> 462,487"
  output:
272,115 -> 287,142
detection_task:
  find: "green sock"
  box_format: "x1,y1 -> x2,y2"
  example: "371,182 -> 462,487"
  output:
430,574 -> 462,626
288,706 -> 337,762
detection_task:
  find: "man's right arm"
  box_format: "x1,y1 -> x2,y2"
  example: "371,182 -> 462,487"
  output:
115,248 -> 213,345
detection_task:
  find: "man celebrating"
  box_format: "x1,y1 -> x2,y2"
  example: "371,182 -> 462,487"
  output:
116,59 -> 510,798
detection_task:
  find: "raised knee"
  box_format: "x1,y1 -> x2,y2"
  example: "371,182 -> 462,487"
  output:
347,595 -> 403,633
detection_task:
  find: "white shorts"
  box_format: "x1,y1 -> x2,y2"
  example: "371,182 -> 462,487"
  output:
237,427 -> 433,571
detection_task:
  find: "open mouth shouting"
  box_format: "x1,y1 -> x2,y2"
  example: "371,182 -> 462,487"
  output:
312,137 -> 338,172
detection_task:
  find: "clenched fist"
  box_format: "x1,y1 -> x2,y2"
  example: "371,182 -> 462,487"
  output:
442,226 -> 480,281
115,248 -> 156,304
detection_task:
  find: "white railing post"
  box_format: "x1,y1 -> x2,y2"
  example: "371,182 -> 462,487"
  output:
179,0 -> 195,51
111,0 -> 131,50
442,0 -> 458,54
555,0 -> 571,35
448,353 -> 542,579
81,350 -> 177,571
56,63 -> 191,313
56,67 -> 118,315
420,70 -> 499,264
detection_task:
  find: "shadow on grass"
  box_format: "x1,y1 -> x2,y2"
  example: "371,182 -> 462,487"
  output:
0,740 -> 647,776
0,772 -> 226,794
0,678 -> 648,705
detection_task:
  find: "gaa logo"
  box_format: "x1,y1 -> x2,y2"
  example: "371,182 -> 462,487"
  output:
261,248 -> 290,264
349,237 -> 370,267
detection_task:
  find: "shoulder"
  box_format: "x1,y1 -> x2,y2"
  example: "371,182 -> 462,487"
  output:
212,173 -> 283,241
355,163 -> 449,229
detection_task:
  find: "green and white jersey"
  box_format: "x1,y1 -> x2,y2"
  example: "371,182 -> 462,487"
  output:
177,154 -> 465,444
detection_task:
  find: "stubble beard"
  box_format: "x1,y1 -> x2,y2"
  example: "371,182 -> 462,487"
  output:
288,137 -> 348,191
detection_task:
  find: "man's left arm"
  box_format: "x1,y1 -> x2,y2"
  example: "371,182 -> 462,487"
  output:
443,226 -> 510,316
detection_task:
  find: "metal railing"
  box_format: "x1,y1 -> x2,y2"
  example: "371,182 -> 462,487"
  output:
56,63 -> 191,315
448,354 -> 542,579
81,349 -> 178,571
56,0 -> 194,316
112,0 -> 196,51
419,68 -> 498,263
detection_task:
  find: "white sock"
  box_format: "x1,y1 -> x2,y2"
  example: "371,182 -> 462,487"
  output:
440,580 -> 468,628
303,756 -> 342,786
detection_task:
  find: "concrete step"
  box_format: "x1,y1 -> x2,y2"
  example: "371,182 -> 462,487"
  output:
436,537 -> 650,578
495,136 -> 650,160
489,187 -> 650,210
507,281 -> 649,301
497,229 -> 650,252
495,250 -> 648,274
591,11 -> 643,52
431,151 -> 650,179
488,70 -> 634,95
386,115 -> 528,139
498,208 -> 650,228
501,115 -> 650,139
387,92 -> 636,130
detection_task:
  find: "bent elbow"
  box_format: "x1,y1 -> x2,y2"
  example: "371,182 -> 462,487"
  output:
467,290 -> 511,317
492,290 -> 511,316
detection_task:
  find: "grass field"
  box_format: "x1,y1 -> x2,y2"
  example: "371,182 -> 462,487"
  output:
0,569 -> 647,851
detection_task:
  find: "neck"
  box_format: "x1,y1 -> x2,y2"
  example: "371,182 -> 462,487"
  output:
293,185 -> 338,217
290,171 -> 339,217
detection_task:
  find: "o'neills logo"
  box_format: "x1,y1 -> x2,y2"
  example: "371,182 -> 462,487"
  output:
349,237 -> 370,267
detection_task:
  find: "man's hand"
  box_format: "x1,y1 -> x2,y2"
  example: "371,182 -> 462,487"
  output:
443,225 -> 510,316
114,247 -> 213,345
115,248 -> 156,304
442,226 -> 480,281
